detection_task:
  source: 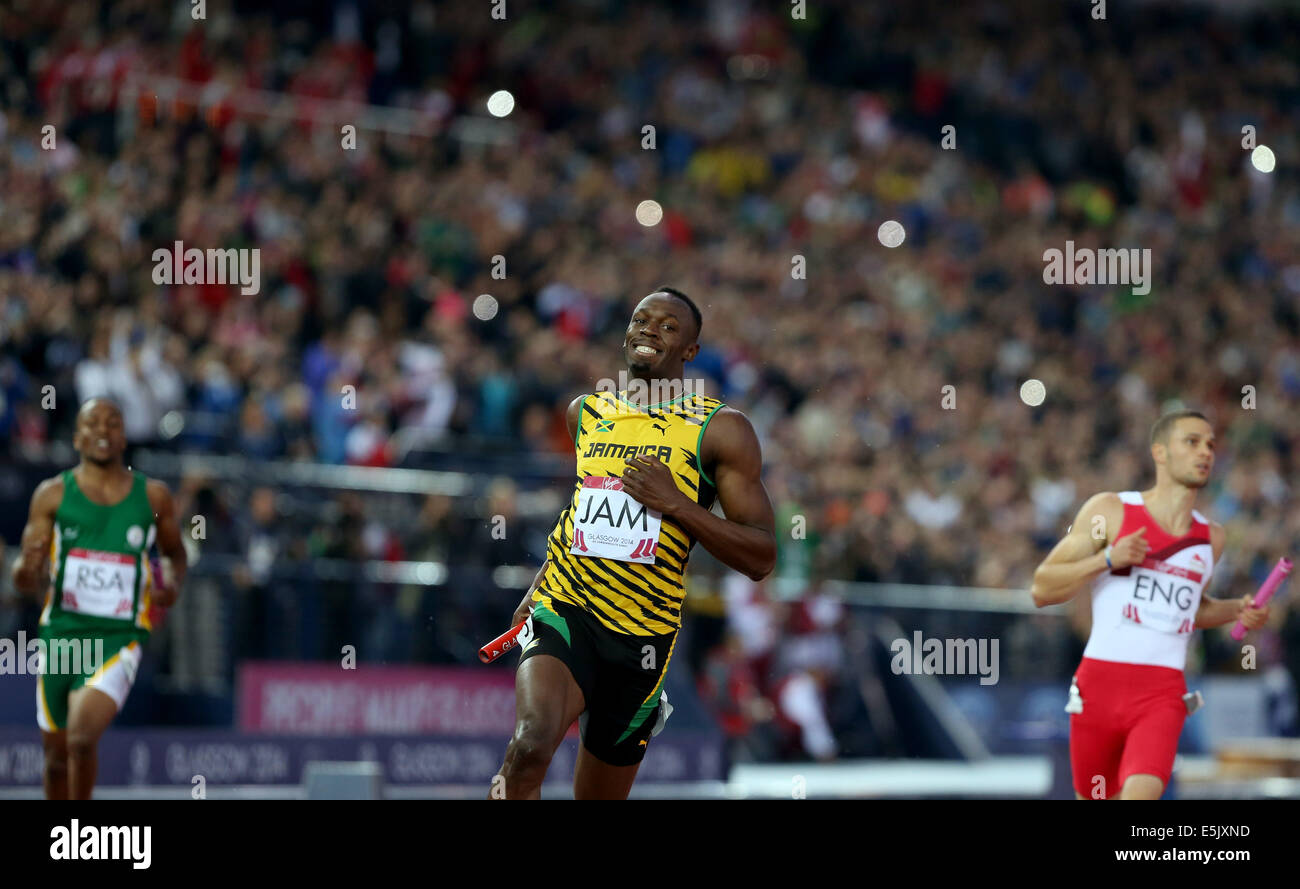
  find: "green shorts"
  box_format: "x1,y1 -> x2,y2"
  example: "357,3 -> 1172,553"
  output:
519,598 -> 676,766
36,630 -> 143,732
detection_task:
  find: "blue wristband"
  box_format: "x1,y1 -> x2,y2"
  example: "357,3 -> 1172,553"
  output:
1104,546 -> 1113,569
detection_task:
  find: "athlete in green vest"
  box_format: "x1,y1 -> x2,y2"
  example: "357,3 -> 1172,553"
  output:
11,397 -> 188,799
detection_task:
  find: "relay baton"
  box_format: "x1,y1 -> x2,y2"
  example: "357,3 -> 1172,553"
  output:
146,558 -> 170,629
479,620 -> 528,664
1231,557 -> 1292,641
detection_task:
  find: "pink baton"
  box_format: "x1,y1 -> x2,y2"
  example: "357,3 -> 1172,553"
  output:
1231,557 -> 1292,641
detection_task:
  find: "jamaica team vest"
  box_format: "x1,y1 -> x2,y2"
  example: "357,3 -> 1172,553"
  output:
40,469 -> 158,639
536,389 -> 726,636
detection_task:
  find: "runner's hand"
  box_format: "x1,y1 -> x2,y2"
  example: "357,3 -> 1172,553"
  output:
621,455 -> 688,514
511,594 -> 534,630
151,558 -> 179,608
1236,594 -> 1270,631
1108,527 -> 1149,569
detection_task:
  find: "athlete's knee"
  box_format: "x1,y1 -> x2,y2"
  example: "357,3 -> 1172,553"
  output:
503,724 -> 556,775
44,746 -> 68,777
1120,774 -> 1164,799
65,731 -> 98,760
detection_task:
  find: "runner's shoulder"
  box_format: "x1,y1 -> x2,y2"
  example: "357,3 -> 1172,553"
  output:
1082,491 -> 1123,511
1069,491 -> 1124,530
1207,520 -> 1225,555
31,475 -> 66,511
700,405 -> 750,437
144,477 -> 175,510
566,393 -> 588,440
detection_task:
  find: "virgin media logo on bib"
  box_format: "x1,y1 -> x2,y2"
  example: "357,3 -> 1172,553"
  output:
570,476 -> 663,565
1137,556 -> 1203,583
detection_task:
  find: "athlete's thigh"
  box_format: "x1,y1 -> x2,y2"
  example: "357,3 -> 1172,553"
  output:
573,742 -> 641,800
68,636 -> 142,737
37,668 -> 74,733
1070,712 -> 1125,799
1118,699 -> 1184,794
66,686 -> 120,743
576,624 -> 672,779
514,654 -> 585,748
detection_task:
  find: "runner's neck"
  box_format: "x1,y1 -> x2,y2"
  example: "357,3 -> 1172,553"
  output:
1140,484 -> 1198,536
76,462 -> 133,495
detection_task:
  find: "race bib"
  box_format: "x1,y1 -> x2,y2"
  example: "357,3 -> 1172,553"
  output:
570,476 -> 663,565
61,549 -> 136,619
1119,565 -> 1198,636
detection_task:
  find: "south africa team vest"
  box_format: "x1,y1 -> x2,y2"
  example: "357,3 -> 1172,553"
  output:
40,470 -> 157,639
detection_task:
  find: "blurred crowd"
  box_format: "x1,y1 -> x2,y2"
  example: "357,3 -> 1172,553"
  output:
4,0 -> 1300,756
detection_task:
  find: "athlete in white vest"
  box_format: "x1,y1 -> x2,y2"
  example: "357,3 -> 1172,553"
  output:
1030,410 -> 1270,799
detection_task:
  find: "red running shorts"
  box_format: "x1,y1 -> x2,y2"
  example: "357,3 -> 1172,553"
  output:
1069,656 -> 1187,799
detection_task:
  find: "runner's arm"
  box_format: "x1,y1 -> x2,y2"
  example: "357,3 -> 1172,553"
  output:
1195,596 -> 1243,629
511,562 -> 548,628
1194,523 -> 1262,629
1030,493 -> 1121,608
11,478 -> 63,599
147,480 -> 187,608
503,393 -> 590,629
672,408 -> 775,582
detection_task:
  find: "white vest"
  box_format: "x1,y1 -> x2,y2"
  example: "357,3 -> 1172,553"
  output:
1082,491 -> 1214,670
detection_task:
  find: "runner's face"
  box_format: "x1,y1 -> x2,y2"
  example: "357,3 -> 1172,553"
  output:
74,402 -> 127,466
624,294 -> 698,374
1163,418 -> 1215,488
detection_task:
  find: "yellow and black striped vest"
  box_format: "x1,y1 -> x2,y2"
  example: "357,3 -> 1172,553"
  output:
535,389 -> 726,636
